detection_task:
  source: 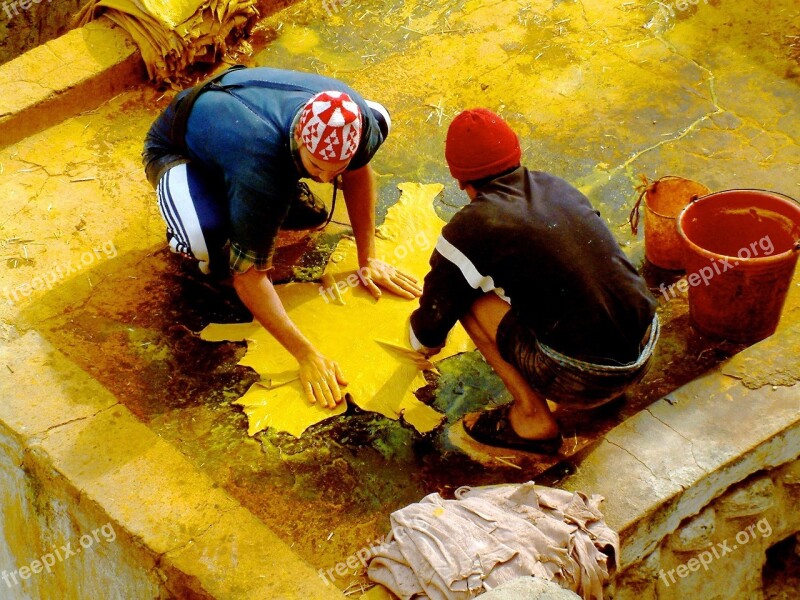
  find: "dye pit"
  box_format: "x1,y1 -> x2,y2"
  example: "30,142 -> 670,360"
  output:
2,0 -> 799,594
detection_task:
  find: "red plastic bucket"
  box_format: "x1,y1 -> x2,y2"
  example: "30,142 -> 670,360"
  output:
676,190 -> 800,343
630,176 -> 710,270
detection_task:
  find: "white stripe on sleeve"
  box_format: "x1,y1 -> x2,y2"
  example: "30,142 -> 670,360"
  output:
435,235 -> 510,303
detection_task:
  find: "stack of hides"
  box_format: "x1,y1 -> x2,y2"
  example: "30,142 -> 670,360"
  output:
367,482 -> 619,600
77,0 -> 259,86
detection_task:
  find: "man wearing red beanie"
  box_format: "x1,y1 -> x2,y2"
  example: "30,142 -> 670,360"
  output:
143,67 -> 421,410
409,109 -> 658,453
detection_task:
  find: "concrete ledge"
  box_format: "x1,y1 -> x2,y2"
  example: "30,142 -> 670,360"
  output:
0,17 -> 144,149
476,577 -> 581,599
0,330 -> 345,599
560,323 -> 800,569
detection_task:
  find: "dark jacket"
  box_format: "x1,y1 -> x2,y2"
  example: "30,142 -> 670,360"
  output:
409,167 -> 656,363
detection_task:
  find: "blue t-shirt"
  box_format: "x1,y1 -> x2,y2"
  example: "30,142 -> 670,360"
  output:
145,67 -> 388,264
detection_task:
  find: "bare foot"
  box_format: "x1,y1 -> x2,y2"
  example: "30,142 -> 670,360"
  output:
463,403 -> 559,441
507,402 -> 560,440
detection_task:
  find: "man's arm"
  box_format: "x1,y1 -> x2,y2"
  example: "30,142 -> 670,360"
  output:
340,163 -> 376,268
340,164 -> 422,300
410,237 -> 484,355
233,267 -> 347,408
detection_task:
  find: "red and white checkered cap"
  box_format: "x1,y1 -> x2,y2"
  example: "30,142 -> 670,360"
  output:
298,91 -> 362,162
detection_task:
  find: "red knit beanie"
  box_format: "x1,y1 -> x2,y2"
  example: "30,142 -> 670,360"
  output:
445,109 -> 521,182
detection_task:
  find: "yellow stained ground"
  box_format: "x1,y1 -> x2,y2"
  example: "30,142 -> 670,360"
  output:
201,183 -> 474,437
2,0 -> 799,595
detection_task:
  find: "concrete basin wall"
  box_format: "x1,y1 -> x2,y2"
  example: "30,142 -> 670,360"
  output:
0,331 -> 345,599
612,459 -> 800,600
0,17 -> 143,149
0,423 -> 164,598
561,323 -> 800,599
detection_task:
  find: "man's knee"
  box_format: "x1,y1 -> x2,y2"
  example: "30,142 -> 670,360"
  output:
467,292 -> 511,336
460,311 -> 487,341
460,303 -> 498,346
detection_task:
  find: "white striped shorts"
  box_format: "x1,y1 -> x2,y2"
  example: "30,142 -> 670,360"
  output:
155,162 -> 228,274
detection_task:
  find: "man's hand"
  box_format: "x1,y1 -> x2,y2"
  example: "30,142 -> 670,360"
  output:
359,258 -> 423,300
340,166 -> 423,301
297,349 -> 348,408
233,267 -> 348,409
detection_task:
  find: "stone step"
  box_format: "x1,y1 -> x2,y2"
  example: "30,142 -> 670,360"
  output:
0,17 -> 143,149
0,329 -> 345,599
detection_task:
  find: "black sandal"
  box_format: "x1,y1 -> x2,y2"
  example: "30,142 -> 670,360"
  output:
463,404 -> 563,454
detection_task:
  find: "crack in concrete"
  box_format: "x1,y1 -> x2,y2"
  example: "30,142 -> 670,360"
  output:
573,0 -> 621,46
38,401 -> 120,439
652,27 -> 721,103
618,91 -> 722,173
565,9 -> 726,201
41,45 -> 63,66
24,46 -> 67,84
30,259 -> 119,326
9,80 -> 55,97
0,163 -> 60,240
159,503 -> 238,558
645,408 -> 707,475
605,438 -> 665,483
591,17 -> 724,183
728,108 -> 800,148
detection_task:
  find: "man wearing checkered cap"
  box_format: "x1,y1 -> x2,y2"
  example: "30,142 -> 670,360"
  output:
143,67 -> 421,408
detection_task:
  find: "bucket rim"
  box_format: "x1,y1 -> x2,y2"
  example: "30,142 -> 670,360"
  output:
676,188 -> 800,263
684,187 -> 800,208
644,176 -> 711,220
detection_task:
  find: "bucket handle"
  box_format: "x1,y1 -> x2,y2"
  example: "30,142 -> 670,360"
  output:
629,174 -> 707,234
628,174 -> 649,235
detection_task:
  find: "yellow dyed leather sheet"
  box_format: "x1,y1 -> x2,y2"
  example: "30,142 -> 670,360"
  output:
141,0 -> 203,29
201,183 -> 474,438
77,0 -> 258,84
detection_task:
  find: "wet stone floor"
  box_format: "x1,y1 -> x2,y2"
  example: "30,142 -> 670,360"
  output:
2,0 -> 799,593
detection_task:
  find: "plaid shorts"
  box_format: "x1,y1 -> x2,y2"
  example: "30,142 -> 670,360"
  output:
497,312 -> 660,408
